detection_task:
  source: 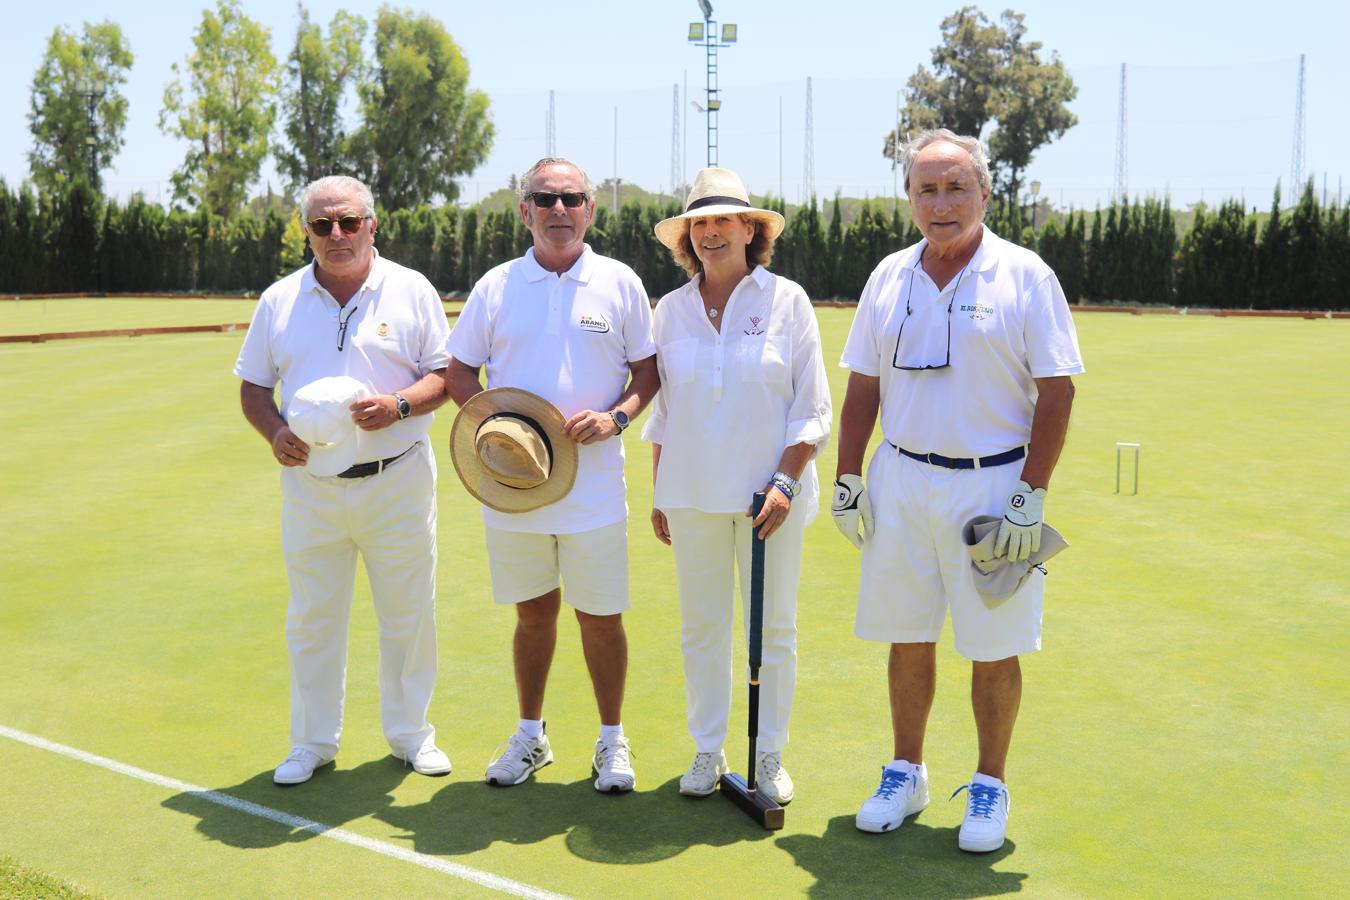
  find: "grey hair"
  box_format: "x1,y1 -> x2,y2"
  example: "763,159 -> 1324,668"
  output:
299,176 -> 376,224
518,157 -> 596,200
901,129 -> 992,193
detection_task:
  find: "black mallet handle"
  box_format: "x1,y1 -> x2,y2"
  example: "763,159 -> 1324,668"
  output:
746,491 -> 767,791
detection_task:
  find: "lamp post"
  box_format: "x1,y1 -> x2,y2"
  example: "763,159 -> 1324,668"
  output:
687,1 -> 736,168
76,75 -> 105,190
1029,180 -> 1042,234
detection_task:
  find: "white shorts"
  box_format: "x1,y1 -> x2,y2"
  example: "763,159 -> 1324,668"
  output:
854,448 -> 1044,661
484,519 -> 630,616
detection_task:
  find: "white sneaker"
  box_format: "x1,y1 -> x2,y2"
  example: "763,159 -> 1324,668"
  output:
855,761 -> 929,832
954,775 -> 1010,852
273,747 -> 332,785
485,730 -> 553,786
393,743 -> 452,776
592,734 -> 636,793
679,751 -> 728,797
755,751 -> 794,805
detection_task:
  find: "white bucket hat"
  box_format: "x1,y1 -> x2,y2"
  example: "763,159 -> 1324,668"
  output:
654,167 -> 786,250
287,376 -> 367,477
449,388 -> 579,513
962,515 -> 1070,606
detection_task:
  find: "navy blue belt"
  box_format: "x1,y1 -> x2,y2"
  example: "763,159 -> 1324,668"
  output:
336,444 -> 417,479
889,442 -> 1025,470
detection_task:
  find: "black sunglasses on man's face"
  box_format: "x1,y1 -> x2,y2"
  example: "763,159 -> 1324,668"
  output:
526,191 -> 589,209
308,215 -> 369,237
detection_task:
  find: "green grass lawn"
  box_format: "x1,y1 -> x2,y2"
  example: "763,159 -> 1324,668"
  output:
0,297 -> 463,336
0,310 -> 1346,898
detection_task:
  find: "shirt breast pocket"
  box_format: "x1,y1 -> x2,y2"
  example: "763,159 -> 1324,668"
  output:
740,335 -> 790,384
659,337 -> 699,386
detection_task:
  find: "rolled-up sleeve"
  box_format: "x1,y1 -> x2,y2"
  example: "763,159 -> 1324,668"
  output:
446,282 -> 491,368
783,287 -> 832,453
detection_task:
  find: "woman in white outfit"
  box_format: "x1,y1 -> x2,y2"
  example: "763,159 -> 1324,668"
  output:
644,168 -> 832,803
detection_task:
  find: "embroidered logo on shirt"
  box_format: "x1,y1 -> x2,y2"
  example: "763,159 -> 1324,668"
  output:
961,302 -> 994,321
578,314 -> 611,334
743,314 -> 766,336
376,322 -> 391,338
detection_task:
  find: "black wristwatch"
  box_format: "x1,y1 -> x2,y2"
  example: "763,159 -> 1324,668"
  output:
394,393 -> 411,420
610,409 -> 630,433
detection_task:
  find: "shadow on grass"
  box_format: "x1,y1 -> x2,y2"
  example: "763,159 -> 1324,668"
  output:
162,763 -> 774,865
378,775 -> 777,863
777,815 -> 1026,898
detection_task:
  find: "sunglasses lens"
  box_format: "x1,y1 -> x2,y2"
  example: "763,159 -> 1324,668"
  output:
531,192 -> 559,208
338,216 -> 365,234
309,218 -> 334,236
560,192 -> 586,208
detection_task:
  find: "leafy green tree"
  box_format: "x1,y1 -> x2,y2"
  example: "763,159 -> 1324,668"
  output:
350,7 -> 494,207
159,0 -> 278,220
275,6 -> 367,193
884,6 -> 1076,232
27,21 -> 133,192
1256,185 -> 1290,310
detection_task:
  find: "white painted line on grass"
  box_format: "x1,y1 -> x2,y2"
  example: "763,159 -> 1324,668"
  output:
0,724 -> 569,900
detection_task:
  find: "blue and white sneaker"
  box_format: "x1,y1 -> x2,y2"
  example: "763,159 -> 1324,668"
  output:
855,761 -> 929,832
953,773 -> 1010,852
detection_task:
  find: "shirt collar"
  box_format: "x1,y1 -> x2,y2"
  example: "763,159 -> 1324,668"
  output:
689,264 -> 772,294
523,244 -> 594,284
901,225 -> 1000,275
302,248 -> 387,299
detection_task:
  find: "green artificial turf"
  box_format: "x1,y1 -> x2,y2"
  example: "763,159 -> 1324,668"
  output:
0,311 -> 1345,898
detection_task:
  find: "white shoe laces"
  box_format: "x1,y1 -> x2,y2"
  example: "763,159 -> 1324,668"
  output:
688,752 -> 721,781
597,736 -> 632,771
758,752 -> 784,781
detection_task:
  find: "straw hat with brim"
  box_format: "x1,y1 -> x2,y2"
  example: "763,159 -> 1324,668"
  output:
288,375 -> 367,477
450,387 -> 578,513
962,515 -> 1070,607
654,167 -> 786,250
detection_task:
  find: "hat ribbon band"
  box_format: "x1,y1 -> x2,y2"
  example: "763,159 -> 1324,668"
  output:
686,195 -> 751,212
479,411 -> 554,489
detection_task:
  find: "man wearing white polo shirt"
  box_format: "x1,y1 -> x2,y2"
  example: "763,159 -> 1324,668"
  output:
444,157 -> 659,793
833,130 -> 1083,852
236,175 -> 453,786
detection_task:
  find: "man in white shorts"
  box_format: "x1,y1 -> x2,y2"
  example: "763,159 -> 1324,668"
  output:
832,130 -> 1083,852
236,175 -> 453,786
444,157 -> 659,793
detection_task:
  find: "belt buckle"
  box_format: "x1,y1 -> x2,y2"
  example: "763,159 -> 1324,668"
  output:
972,455 -> 982,470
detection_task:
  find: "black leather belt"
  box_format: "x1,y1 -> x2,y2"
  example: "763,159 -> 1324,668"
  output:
889,442 -> 1025,470
336,444 -> 417,479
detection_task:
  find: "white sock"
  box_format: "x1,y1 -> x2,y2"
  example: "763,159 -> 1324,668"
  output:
599,723 -> 624,743
518,718 -> 544,739
972,771 -> 1005,789
889,759 -> 919,771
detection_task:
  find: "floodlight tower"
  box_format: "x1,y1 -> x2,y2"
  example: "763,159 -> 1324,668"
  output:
1113,63 -> 1127,204
1290,53 -> 1306,197
671,84 -> 683,196
546,90 -> 556,156
803,77 -> 815,201
686,1 -> 737,168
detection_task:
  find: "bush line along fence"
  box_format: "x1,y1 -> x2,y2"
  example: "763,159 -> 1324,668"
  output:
2,179 -> 1348,310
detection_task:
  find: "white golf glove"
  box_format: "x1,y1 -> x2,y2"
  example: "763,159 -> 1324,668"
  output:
995,480 -> 1046,562
831,474 -> 873,549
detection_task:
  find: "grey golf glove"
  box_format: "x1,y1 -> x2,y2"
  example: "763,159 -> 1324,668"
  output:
995,480 -> 1045,562
831,474 -> 873,549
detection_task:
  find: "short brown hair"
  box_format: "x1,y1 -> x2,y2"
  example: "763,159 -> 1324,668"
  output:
668,214 -> 777,279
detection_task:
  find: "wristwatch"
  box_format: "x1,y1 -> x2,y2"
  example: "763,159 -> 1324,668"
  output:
394,393 -> 411,420
610,409 -> 630,433
771,470 -> 800,498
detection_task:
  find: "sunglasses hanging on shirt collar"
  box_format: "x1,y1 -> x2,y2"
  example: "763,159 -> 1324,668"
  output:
891,265 -> 970,371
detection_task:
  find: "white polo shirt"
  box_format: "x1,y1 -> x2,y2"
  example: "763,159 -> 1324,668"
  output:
642,266 -> 832,520
234,251 -> 452,462
448,244 -> 655,534
840,226 -> 1084,458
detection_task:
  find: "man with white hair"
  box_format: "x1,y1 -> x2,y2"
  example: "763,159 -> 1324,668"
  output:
833,129 -> 1083,851
235,175 -> 454,785
445,157 -> 658,793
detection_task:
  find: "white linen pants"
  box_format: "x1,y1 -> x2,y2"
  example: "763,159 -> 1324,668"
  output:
664,505 -> 805,754
279,442 -> 439,759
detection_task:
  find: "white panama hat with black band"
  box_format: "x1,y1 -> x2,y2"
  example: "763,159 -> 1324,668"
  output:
654,167 -> 786,250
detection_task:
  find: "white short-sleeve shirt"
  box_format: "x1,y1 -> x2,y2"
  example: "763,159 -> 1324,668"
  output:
447,244 -> 655,534
234,252 -> 452,461
642,266 -> 832,521
840,226 -> 1084,458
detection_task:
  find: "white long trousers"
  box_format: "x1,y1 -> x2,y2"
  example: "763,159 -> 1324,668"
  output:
279,442 -> 439,759
664,505 -> 805,754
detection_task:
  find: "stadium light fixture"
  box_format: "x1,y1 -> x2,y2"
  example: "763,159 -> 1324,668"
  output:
688,22 -> 704,41
721,24 -> 737,42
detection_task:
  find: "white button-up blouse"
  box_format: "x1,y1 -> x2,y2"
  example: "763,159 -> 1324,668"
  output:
642,265 -> 833,520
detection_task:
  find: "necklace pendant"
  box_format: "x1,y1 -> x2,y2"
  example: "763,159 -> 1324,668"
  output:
707,307 -> 719,318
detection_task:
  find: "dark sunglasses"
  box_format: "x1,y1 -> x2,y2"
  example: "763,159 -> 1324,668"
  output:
526,191 -> 589,209
308,215 -> 369,237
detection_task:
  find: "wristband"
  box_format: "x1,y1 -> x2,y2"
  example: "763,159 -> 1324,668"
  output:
769,481 -> 794,502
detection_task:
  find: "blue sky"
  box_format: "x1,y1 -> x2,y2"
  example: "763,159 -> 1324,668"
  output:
4,0 -> 1347,211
